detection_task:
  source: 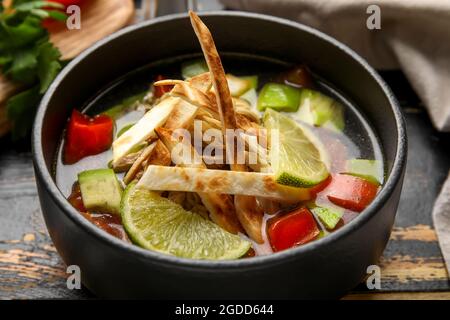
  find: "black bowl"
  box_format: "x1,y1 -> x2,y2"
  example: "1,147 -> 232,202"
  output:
32,12 -> 407,299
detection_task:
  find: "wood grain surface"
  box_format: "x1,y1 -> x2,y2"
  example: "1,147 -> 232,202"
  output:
0,71 -> 449,299
49,0 -> 135,60
0,0 -> 135,137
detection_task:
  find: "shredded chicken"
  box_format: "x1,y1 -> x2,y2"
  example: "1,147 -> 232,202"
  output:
156,127 -> 243,234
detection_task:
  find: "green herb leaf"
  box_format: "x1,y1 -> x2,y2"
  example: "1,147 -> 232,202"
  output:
6,86 -> 41,139
36,41 -> 62,93
46,10 -> 68,21
1,0 -> 66,139
30,8 -> 50,19
7,47 -> 38,84
0,15 -> 46,51
14,1 -> 64,12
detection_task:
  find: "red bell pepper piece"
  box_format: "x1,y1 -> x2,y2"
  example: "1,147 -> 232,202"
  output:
268,207 -> 320,252
64,110 -> 114,164
309,175 -> 332,197
153,75 -> 174,98
326,174 -> 379,212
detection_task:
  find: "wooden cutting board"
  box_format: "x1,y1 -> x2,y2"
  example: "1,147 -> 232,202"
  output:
0,0 -> 135,137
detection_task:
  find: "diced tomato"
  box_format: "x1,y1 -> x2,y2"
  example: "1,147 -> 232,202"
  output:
277,65 -> 315,89
153,75 -> 174,98
309,175 -> 332,197
326,174 -> 379,212
64,109 -> 114,164
268,207 -> 320,252
67,182 -> 86,212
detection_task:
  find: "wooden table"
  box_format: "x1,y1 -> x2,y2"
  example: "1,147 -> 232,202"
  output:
0,71 -> 449,300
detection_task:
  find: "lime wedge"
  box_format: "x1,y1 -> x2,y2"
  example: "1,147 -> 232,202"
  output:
263,108 -> 329,187
121,184 -> 251,260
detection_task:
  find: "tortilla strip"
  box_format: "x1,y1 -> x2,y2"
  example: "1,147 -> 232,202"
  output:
112,96 -> 178,166
123,142 -> 157,183
154,73 -> 212,93
188,72 -> 212,92
123,140 -> 171,184
170,82 -> 219,116
156,127 -> 203,168
154,79 -> 185,87
164,98 -> 199,130
233,97 -> 260,123
189,11 -> 265,242
123,140 -> 172,184
138,165 -> 311,202
189,11 -> 237,134
155,127 -> 243,234
144,139 -> 172,167
196,113 -> 222,129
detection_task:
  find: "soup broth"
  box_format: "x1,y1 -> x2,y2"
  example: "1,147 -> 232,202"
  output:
55,54 -> 384,258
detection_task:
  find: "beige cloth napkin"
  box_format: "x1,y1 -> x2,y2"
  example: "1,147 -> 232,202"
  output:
221,0 -> 450,274
221,0 -> 450,132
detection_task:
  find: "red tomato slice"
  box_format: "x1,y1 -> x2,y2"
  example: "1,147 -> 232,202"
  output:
64,110 -> 114,164
268,207 -> 320,252
326,174 -> 379,212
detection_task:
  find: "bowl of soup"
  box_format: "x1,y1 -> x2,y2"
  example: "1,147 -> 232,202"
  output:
32,11 -> 407,299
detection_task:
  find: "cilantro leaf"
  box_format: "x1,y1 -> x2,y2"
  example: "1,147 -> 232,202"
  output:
0,15 -> 45,51
0,0 -> 66,139
36,41 -> 62,93
6,85 -> 41,140
7,46 -> 38,84
14,1 -> 64,12
46,10 -> 67,21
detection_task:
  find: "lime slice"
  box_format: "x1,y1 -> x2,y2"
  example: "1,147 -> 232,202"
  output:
121,184 -> 251,260
263,108 -> 329,187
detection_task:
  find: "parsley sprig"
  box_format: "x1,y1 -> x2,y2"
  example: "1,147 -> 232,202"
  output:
0,0 -> 67,139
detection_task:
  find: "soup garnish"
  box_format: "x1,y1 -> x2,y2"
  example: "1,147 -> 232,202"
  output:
56,12 -> 383,259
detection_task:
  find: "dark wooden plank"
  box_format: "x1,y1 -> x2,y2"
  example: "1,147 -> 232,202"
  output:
0,140 -> 88,299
